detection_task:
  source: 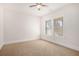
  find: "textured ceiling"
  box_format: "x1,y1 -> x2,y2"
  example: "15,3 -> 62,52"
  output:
3,3 -> 68,16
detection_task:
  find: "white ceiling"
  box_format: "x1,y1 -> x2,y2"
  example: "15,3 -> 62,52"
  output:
3,3 -> 68,16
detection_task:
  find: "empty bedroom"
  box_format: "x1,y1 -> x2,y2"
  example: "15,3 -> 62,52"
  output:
0,3 -> 79,56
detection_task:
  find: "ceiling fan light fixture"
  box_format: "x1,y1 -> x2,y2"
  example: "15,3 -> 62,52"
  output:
36,5 -> 41,11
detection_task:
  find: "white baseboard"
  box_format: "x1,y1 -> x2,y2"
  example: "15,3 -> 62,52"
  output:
41,38 -> 79,52
0,43 -> 4,50
4,37 -> 39,45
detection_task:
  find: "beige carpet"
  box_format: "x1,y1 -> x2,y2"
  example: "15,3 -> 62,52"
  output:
0,39 -> 79,56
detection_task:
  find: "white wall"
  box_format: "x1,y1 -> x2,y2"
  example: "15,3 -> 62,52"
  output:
3,4 -> 40,44
0,4 -> 4,49
41,4 -> 79,51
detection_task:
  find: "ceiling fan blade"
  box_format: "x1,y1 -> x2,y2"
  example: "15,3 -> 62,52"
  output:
36,3 -> 41,5
29,5 -> 37,7
41,4 -> 48,7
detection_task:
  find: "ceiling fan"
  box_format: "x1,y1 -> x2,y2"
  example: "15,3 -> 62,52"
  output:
29,3 -> 48,11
